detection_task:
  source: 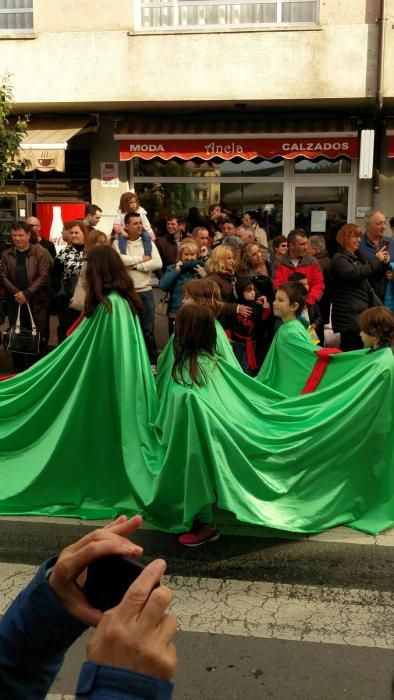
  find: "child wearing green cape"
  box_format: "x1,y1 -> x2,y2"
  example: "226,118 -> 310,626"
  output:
257,281 -> 317,396
156,278 -> 239,399
172,304 -> 221,546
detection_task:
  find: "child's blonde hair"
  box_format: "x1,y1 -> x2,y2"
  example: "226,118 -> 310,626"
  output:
178,239 -> 199,260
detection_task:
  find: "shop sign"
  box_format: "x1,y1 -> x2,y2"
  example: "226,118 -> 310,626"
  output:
23,149 -> 65,172
119,137 -> 359,161
101,162 -> 119,187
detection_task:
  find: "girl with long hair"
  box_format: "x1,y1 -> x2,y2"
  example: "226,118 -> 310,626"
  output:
172,304 -> 217,388
84,245 -> 142,317
156,277 -> 239,398
171,304 -> 220,546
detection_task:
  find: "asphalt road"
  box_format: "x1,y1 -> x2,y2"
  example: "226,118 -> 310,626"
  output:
0,518 -> 393,700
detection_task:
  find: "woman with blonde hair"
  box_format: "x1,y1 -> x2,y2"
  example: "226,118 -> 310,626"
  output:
158,239 -> 205,334
330,223 -> 390,350
206,245 -> 252,326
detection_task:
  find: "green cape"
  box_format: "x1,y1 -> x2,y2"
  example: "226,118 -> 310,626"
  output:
0,294 -> 159,519
156,319 -> 240,399
0,294 -> 392,535
148,349 -> 394,535
256,318 -> 317,395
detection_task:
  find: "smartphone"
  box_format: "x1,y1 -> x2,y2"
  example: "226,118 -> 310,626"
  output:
84,555 -> 159,612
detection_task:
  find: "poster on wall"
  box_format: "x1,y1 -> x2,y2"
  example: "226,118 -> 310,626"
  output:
101,162 -> 119,188
311,210 -> 327,233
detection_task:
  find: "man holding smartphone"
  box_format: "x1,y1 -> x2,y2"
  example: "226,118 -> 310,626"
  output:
359,209 -> 392,299
0,515 -> 176,699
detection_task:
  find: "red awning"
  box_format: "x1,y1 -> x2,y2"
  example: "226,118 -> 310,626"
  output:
387,118 -> 394,157
114,118 -> 359,162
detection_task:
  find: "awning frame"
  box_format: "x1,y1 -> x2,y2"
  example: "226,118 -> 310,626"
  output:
115,118 -> 359,162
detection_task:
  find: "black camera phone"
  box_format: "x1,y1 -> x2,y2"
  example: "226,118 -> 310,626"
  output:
84,555 -> 158,612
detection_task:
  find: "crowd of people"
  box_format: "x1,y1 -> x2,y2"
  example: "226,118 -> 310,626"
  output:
1,198 -> 393,375
0,201 -> 393,698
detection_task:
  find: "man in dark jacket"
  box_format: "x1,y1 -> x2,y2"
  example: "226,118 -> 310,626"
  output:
26,216 -> 56,260
0,221 -> 49,370
359,209 -> 391,300
156,215 -> 180,278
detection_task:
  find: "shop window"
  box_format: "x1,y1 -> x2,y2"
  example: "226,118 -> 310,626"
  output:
133,158 -> 284,177
137,0 -> 318,30
0,0 -> 33,32
294,158 -> 351,174
135,181 -> 283,235
294,186 -> 348,235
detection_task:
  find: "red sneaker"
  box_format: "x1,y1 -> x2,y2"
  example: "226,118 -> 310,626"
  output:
178,524 -> 220,547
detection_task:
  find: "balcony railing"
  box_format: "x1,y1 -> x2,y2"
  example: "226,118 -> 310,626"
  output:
137,0 -> 318,29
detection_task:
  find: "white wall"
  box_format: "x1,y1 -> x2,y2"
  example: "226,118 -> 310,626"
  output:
0,2 -> 378,108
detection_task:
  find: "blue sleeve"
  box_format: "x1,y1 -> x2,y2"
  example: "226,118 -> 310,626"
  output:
159,265 -> 179,291
76,662 -> 174,699
0,558 -> 87,700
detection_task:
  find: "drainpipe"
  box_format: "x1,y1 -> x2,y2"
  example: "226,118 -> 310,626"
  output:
372,0 -> 385,206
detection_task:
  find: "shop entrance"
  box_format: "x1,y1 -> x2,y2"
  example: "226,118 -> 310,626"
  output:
132,157 -> 356,238
293,185 -> 349,235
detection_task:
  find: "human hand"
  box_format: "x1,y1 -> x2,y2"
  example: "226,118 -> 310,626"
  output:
87,559 -> 177,681
48,515 -> 144,627
142,255 -> 152,262
256,295 -> 269,307
14,291 -> 27,304
194,265 -> 206,277
238,304 -> 252,316
176,261 -> 183,271
377,248 -> 390,263
386,270 -> 393,281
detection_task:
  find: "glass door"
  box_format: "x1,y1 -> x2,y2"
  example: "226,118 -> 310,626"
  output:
220,182 -> 283,236
293,185 -> 349,236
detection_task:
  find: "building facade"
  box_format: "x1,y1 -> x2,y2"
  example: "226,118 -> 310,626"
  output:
0,0 -> 393,236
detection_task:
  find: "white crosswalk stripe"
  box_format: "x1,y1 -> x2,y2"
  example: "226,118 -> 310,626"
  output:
1,560 -> 393,651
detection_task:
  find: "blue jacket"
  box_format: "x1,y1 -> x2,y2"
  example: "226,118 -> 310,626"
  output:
0,559 -> 174,699
159,259 -> 205,313
359,233 -> 391,299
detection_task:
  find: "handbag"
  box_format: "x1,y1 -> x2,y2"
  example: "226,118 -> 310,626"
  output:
3,303 -> 41,355
367,283 -> 383,308
70,271 -> 86,311
156,294 -> 169,316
